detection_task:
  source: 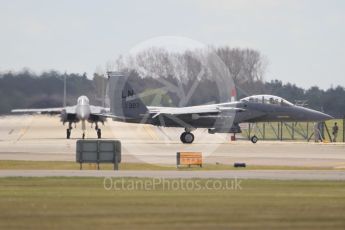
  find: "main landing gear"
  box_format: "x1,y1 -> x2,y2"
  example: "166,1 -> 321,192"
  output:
66,122 -> 102,139
95,123 -> 101,139
180,128 -> 195,144
66,122 -> 72,139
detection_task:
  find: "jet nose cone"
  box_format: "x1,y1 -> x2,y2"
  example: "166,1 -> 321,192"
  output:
323,113 -> 334,120
299,107 -> 334,121
79,113 -> 87,120
315,111 -> 334,121
76,106 -> 90,120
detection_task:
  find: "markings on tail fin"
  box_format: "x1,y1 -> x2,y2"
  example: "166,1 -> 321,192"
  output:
108,73 -> 148,119
122,89 -> 134,99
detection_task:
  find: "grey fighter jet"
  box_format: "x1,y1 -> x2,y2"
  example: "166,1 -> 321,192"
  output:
12,96 -> 108,139
104,72 -> 333,144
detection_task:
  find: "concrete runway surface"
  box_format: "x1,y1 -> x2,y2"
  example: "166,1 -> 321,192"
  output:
1,115 -> 345,169
0,170 -> 344,180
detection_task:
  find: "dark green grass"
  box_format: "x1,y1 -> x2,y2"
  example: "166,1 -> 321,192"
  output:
0,177 -> 344,229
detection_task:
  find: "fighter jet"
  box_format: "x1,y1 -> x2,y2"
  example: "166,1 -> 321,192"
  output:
11,96 -> 108,139
104,72 -> 333,144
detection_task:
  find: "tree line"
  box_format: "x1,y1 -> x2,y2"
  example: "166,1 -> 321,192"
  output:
0,70 -> 95,114
1,46 -> 344,117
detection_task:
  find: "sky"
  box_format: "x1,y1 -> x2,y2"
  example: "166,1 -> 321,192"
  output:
0,0 -> 344,89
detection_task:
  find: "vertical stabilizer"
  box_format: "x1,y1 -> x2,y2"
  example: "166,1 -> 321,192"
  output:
107,72 -> 148,120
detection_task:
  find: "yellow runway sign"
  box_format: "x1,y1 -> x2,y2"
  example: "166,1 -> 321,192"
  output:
177,152 -> 202,167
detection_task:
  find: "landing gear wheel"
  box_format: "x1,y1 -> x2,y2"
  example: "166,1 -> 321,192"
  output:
97,129 -> 101,139
82,133 -> 85,139
180,132 -> 194,144
180,132 -> 186,142
66,129 -> 71,139
251,135 -> 258,144
184,132 -> 194,144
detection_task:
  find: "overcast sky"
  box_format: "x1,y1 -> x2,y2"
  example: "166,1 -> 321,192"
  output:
1,0 -> 344,89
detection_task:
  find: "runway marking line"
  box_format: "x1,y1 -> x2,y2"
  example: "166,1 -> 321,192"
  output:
14,116 -> 35,143
144,125 -> 160,141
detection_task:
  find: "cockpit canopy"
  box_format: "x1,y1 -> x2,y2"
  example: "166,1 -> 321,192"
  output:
77,96 -> 89,105
240,95 -> 294,106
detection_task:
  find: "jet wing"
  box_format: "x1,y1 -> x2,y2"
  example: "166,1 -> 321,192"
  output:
95,106 -> 244,120
11,105 -> 79,115
64,106 -> 77,114
149,106 -> 244,118
90,106 -> 110,114
11,107 -> 64,114
92,113 -> 137,122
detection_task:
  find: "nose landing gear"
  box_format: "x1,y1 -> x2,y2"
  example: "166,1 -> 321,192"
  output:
251,135 -> 258,144
66,129 -> 71,139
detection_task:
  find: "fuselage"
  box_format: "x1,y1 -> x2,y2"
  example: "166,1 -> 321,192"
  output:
107,73 -> 334,143
60,95 -> 107,126
75,96 -> 91,121
145,95 -> 333,129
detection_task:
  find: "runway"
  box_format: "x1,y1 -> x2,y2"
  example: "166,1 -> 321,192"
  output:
1,115 -> 345,168
0,169 -> 344,180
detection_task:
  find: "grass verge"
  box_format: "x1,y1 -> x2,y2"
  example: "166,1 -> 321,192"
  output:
0,177 -> 344,229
